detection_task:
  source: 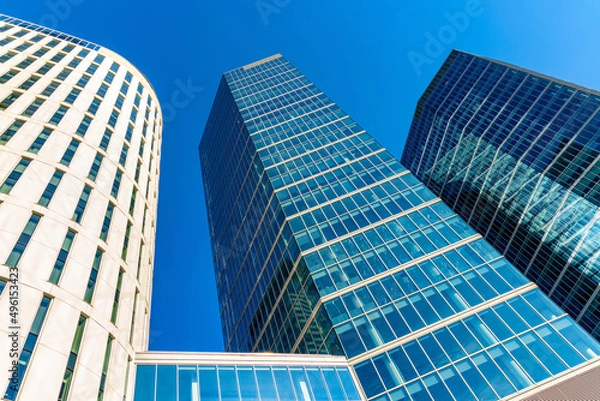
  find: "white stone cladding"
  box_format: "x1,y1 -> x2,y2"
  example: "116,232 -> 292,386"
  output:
0,15 -> 161,401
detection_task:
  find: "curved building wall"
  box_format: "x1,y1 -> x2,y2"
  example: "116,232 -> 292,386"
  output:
0,15 -> 161,401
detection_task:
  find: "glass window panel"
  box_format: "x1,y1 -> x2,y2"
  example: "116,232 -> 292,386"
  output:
238,368 -> 259,401
321,368 -> 346,401
519,332 -> 567,375
156,365 -> 176,401
455,360 -> 495,400
471,352 -> 515,398
200,367 -> 220,400
219,367 -> 240,401
336,368 -> 361,401
134,365 -> 156,401
355,361 -> 385,399
256,368 -> 278,401
504,339 -> 551,383
552,317 -> 600,359
178,367 -> 199,401
273,368 -> 296,400
306,369 -> 330,401
488,345 -> 532,391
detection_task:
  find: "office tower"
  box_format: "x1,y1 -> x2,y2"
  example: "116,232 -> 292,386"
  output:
0,15 -> 161,401
401,50 -> 600,341
199,54 -> 600,400
133,352 -> 363,401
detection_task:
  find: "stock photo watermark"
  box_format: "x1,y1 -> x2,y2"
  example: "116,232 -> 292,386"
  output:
256,0 -> 292,26
162,78 -> 204,123
407,0 -> 486,76
38,0 -> 84,29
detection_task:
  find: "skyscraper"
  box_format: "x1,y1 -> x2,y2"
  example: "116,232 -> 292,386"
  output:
0,14 -> 161,400
199,54 -> 600,400
401,50 -> 600,341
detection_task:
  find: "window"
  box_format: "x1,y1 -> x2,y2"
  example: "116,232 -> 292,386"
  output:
87,97 -> 101,115
37,62 -> 55,75
84,248 -> 103,304
125,124 -> 134,142
104,71 -> 115,84
100,202 -> 114,242
18,75 -> 41,90
78,48 -> 90,58
111,169 -> 123,198
134,160 -> 141,183
3,296 -> 51,401
86,63 -> 98,74
108,110 -> 119,128
75,115 -> 92,137
57,315 -> 86,401
129,290 -> 139,344
138,137 -> 145,158
120,82 -> 129,96
0,157 -> 31,194
15,57 -> 35,69
125,71 -> 132,83
41,80 -> 59,96
28,127 -> 52,154
64,88 -> 81,104
38,169 -> 64,207
97,83 -> 109,98
111,270 -> 124,323
0,69 -> 18,84
51,53 -> 66,63
99,128 -> 112,151
93,54 -> 105,64
49,105 -> 69,125
114,95 -> 124,111
97,336 -> 113,401
110,61 -> 119,73
0,120 -> 25,145
76,74 -> 90,88
72,185 -> 92,223
5,213 -> 41,268
119,144 -> 129,166
67,57 -> 82,69
0,91 -> 22,110
55,67 -> 73,81
129,188 -> 137,216
0,51 -> 17,63
129,107 -> 138,123
136,242 -> 144,279
33,48 -> 49,58
59,139 -> 80,166
49,229 -> 76,284
134,94 -> 141,108
21,98 -> 45,117
122,221 -> 132,260
88,153 -> 103,181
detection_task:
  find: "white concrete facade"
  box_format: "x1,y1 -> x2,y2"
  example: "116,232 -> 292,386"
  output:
0,15 -> 161,401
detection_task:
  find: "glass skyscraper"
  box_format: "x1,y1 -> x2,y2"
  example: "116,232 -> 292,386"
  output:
402,50 -> 600,341
199,54 -> 600,400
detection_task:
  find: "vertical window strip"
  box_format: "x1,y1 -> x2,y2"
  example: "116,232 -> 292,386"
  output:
129,188 -> 137,216
99,129 -> 112,151
136,241 -> 144,280
5,213 -> 41,267
84,248 -> 103,304
49,105 -> 68,125
129,290 -> 138,344
88,153 -> 103,181
59,139 -> 80,166
111,169 -> 123,198
0,157 -> 31,194
21,98 -> 45,117
122,357 -> 132,400
49,229 -> 76,284
38,169 -> 64,207
0,91 -> 22,111
119,143 -> 129,166
57,315 -> 86,401
28,127 -> 53,154
121,221 -> 132,261
111,270 -> 124,324
100,203 -> 114,242
97,336 -> 113,401
72,185 -> 92,223
75,115 -> 92,137
0,120 -> 25,145
3,296 -> 51,401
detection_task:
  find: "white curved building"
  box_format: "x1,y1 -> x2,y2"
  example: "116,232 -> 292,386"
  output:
0,15 -> 161,401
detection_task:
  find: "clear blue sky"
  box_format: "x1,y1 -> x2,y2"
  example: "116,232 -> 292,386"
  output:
4,1 -> 600,352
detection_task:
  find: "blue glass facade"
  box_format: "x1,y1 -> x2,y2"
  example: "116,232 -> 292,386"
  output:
402,50 -> 600,340
200,54 -> 600,400
134,360 -> 362,401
